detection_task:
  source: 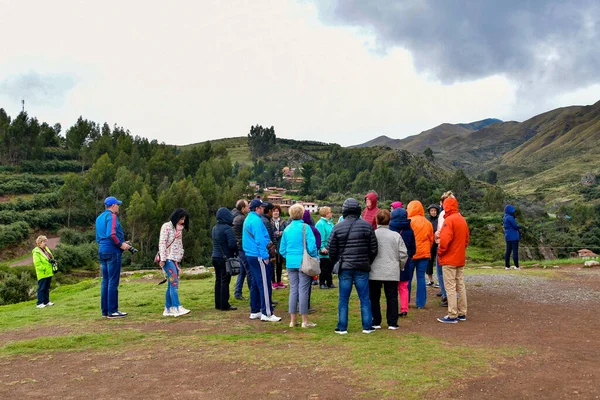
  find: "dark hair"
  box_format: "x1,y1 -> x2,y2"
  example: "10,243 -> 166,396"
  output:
376,209 -> 391,225
272,204 -> 282,213
170,208 -> 190,231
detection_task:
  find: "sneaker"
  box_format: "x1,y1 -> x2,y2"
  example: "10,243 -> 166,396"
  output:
512,266 -> 520,270
399,312 -> 407,318
426,281 -> 435,287
163,307 -> 175,317
319,284 -> 328,289
301,322 -> 317,328
249,312 -> 262,320
437,315 -> 458,324
372,325 -> 381,329
308,307 -> 316,314
45,302 -> 54,306
440,297 -> 448,307
388,325 -> 400,330
277,282 -> 287,289
505,267 -> 510,270
272,300 -> 279,305
260,314 -> 282,322
234,295 -> 247,301
312,280 -> 318,286
177,306 -> 191,316
289,321 -> 299,328
328,284 -> 337,289
107,311 -> 128,319
36,304 -> 46,309
362,327 -> 376,334
334,329 -> 348,335
436,292 -> 443,297
433,283 -> 440,288
457,315 -> 467,321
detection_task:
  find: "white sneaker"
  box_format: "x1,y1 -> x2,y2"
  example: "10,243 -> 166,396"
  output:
36,304 -> 46,309
168,307 -> 180,316
163,307 -> 175,317
249,312 -> 262,320
177,306 -> 191,316
372,325 -> 381,329
260,314 -> 282,322
45,302 -> 54,306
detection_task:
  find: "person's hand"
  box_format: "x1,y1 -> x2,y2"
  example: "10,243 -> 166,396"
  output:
159,261 -> 165,268
321,248 -> 328,255
120,242 -> 131,250
434,231 -> 440,240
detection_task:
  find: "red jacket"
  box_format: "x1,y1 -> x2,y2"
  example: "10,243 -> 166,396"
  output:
438,198 -> 469,267
406,201 -> 434,260
362,192 -> 379,230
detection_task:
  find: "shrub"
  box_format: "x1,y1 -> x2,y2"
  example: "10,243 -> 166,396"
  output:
20,160 -> 82,173
0,271 -> 35,305
58,227 -> 95,245
0,221 -> 30,249
53,242 -> 99,272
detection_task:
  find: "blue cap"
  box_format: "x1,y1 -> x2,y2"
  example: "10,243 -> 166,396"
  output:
104,196 -> 123,206
249,199 -> 263,211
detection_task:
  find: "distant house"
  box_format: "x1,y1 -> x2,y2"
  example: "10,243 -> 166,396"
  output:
298,201 -> 318,214
578,249 -> 598,259
281,198 -> 293,205
267,194 -> 282,204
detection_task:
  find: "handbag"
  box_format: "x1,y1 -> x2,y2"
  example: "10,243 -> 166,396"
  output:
300,224 -> 321,277
332,220 -> 357,274
216,241 -> 240,276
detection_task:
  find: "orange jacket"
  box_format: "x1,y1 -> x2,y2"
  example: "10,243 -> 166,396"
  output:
406,201 -> 434,260
438,198 -> 469,267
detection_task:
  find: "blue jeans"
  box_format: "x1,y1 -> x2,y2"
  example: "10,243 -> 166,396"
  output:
99,251 -> 122,315
436,257 -> 447,298
37,277 -> 52,305
337,269 -> 372,331
247,256 -> 274,316
163,260 -> 181,309
234,251 -> 251,298
408,258 -> 428,308
505,240 -> 519,268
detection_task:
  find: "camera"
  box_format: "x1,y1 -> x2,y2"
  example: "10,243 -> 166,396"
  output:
126,242 -> 138,254
49,258 -> 58,272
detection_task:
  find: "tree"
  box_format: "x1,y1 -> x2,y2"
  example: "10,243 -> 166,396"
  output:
301,162 -> 314,195
247,125 -> 276,158
483,186 -> 505,211
127,187 -> 158,258
85,153 -> 115,213
485,170 -> 498,185
424,147 -> 434,162
59,173 -> 86,227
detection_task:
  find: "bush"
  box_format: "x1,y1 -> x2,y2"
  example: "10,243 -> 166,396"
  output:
0,192 -> 60,212
0,174 -> 64,195
52,242 -> 99,272
0,221 -> 30,249
0,209 -> 67,229
58,227 -> 96,245
0,271 -> 35,305
20,160 -> 82,173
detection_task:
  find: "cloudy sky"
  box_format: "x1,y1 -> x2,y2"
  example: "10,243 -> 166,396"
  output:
1,0 -> 598,146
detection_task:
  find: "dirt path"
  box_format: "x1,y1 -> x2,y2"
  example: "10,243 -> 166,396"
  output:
9,237 -> 60,267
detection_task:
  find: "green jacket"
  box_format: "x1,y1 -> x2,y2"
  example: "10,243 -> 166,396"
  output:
315,217 -> 334,259
32,247 -> 54,280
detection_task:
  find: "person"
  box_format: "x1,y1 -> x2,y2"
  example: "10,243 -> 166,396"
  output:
279,204 -> 318,328
158,208 -> 191,317
390,201 -> 403,211
271,205 -> 287,289
212,207 -> 238,311
315,206 -> 335,289
437,197 -> 470,323
243,199 -> 281,322
329,198 -> 378,334
406,200 -> 434,309
503,204 -> 521,270
96,196 -> 131,319
362,191 -> 380,230
32,235 -> 57,308
232,200 -> 251,301
302,210 -> 321,288
369,210 -> 408,330
390,207 -> 416,317
426,204 -> 440,287
435,191 -> 455,307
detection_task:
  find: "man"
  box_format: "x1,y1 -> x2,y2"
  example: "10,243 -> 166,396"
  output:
436,197 -> 470,324
96,196 -> 131,319
242,199 -> 281,322
435,191 -> 454,307
232,199 -> 251,301
362,191 -> 380,230
329,198 -> 378,334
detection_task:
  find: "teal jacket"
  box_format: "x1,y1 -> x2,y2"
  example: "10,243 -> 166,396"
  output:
315,217 -> 333,259
242,211 -> 270,259
32,246 -> 54,280
279,220 -> 317,269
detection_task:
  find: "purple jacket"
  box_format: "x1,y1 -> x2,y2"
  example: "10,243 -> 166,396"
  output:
303,210 -> 321,249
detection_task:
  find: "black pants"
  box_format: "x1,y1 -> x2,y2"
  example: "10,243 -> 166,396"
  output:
37,277 -> 52,305
505,240 -> 519,268
427,244 -> 438,276
319,258 -> 333,287
369,280 -> 399,327
272,254 -> 284,283
213,258 -> 232,310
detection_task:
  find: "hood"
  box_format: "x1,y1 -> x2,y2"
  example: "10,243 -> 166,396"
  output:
442,198 -> 459,216
391,201 -> 403,209
391,208 -> 411,229
216,207 -> 234,225
302,210 -> 315,226
364,192 -> 378,210
407,200 -> 425,218
504,205 -> 516,215
342,198 -> 361,217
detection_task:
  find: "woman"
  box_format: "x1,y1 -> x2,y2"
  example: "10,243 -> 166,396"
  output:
279,204 -> 318,328
503,204 -> 521,270
158,208 -> 191,317
406,201 -> 434,309
212,207 -> 238,311
369,210 -> 408,330
426,204 -> 440,286
303,210 -> 321,288
32,235 -> 57,308
315,206 -> 335,289
390,208 -> 416,317
390,201 -> 403,211
271,205 -> 287,289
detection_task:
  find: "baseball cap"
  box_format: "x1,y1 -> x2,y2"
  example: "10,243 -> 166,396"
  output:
249,199 -> 264,211
104,196 -> 123,206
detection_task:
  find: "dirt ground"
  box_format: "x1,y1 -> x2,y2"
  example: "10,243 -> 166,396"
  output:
1,266 -> 599,399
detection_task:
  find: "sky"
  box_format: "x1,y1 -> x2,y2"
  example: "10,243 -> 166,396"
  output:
0,0 -> 598,147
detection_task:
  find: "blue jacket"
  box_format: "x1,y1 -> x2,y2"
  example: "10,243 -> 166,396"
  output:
242,211 -> 270,259
315,217 -> 333,259
212,207 -> 238,259
279,220 -> 318,269
503,205 -> 521,242
96,210 -> 124,253
389,208 -> 416,281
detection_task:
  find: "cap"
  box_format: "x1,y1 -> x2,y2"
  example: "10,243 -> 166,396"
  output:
104,196 -> 123,206
249,199 -> 264,211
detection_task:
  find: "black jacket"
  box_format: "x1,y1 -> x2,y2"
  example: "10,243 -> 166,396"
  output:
260,214 -> 275,243
328,214 -> 378,272
232,208 -> 246,252
212,208 -> 237,259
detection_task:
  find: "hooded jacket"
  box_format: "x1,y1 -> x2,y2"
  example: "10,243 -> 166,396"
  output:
427,204 -> 440,232
370,226 -> 408,281
212,207 -> 238,259
389,208 -> 416,281
302,210 -> 321,249
315,216 -> 334,259
32,246 -> 54,280
232,207 -> 246,252
503,205 -> 521,242
362,192 -> 380,230
438,198 -> 469,267
407,201 -> 434,260
279,219 -> 318,269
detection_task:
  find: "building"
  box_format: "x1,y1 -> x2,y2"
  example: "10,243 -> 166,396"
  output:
298,201 -> 319,214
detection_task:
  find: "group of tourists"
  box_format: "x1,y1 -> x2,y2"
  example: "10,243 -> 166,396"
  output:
30,191 -> 523,332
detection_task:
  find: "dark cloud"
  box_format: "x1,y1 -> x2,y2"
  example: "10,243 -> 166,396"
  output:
0,71 -> 78,106
314,0 -> 600,94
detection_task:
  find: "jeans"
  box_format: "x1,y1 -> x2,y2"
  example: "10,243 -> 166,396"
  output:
436,257 -> 447,298
319,258 -> 333,287
369,280 -> 399,327
505,240 -> 519,268
100,251 -> 122,315
234,251 -> 251,298
163,260 -> 181,309
247,256 -> 274,316
37,277 -> 52,305
408,258 -> 428,308
337,269 -> 372,331
287,268 -> 312,315
213,258 -> 232,310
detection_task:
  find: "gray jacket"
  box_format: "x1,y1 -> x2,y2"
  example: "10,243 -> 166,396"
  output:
369,225 -> 408,281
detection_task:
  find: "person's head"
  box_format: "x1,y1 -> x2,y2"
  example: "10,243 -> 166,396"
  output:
319,206 -> 332,220
104,196 -> 122,213
390,201 -> 403,211
236,199 -> 249,215
442,197 -> 459,215
440,191 -> 455,206
406,200 -> 424,218
272,204 -> 281,219
249,199 -> 264,215
263,202 -> 274,217
364,191 -> 378,209
36,235 -> 48,249
376,209 -> 391,226
428,204 -> 439,218
216,207 -> 234,225
302,209 -> 315,226
170,208 -> 190,230
289,204 -> 304,220
504,204 -> 516,215
342,198 -> 361,218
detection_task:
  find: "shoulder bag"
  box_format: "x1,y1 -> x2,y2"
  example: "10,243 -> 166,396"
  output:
300,224 -> 321,277
217,237 -> 240,276
155,225 -> 177,265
